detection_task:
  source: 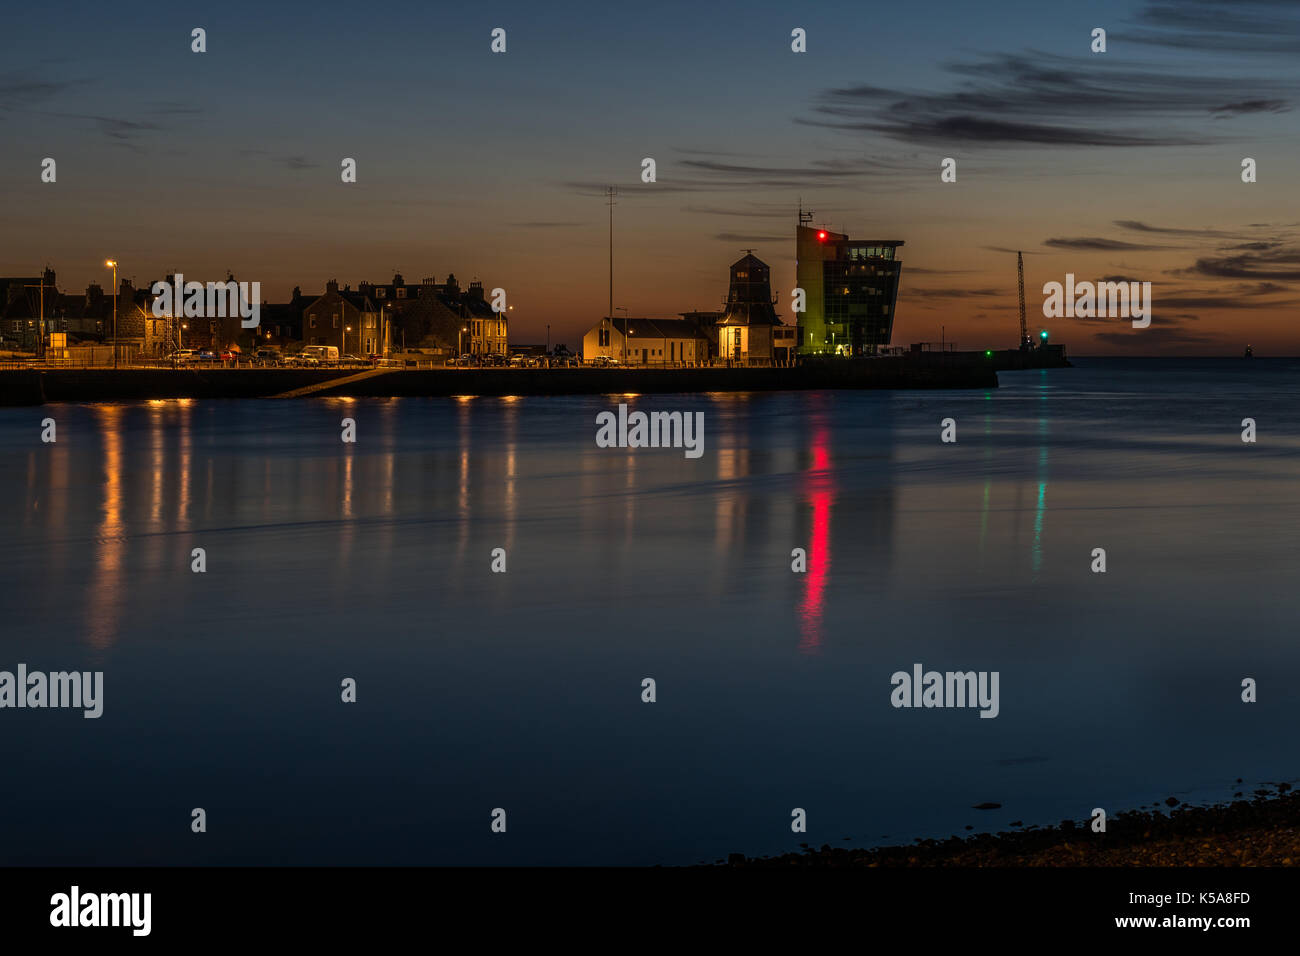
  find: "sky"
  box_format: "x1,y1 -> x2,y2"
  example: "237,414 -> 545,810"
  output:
2,0 -> 1299,354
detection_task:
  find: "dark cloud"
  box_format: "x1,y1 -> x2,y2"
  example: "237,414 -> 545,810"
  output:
683,160 -> 858,178
1113,220 -> 1232,238
284,156 -> 319,170
1158,292 -> 1289,309
683,204 -> 791,219
1131,1 -> 1300,54
1091,325 -> 1218,347
0,70 -> 86,110
1224,240 -> 1283,250
906,287 -> 1002,298
805,50 -> 1293,148
713,233 -> 787,243
563,180 -> 711,196
1210,99 -> 1289,115
1189,246 -> 1300,280
1044,238 -> 1174,251
673,147 -> 756,158
93,116 -> 164,141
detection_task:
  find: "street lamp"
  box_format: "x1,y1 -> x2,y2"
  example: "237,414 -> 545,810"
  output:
345,325 -> 352,360
105,259 -> 117,368
379,302 -> 392,358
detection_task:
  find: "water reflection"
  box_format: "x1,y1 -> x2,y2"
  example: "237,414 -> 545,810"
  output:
1032,385 -> 1049,575
85,405 -> 124,649
798,414 -> 833,654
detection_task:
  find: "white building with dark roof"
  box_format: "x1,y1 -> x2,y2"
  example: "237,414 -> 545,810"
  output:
582,316 -> 709,366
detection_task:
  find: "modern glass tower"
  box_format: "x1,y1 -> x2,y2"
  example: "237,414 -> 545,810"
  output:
796,225 -> 903,356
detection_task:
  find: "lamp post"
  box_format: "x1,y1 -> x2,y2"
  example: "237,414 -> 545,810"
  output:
459,325 -> 467,360
105,259 -> 117,368
21,279 -> 47,362
346,325 -> 352,362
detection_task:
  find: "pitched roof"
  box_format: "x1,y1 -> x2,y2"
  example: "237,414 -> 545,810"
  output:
607,317 -> 710,339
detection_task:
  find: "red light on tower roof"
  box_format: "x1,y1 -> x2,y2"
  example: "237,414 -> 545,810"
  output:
817,231 -> 827,241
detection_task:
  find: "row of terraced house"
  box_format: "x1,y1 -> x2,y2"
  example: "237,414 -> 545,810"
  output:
0,269 -> 508,363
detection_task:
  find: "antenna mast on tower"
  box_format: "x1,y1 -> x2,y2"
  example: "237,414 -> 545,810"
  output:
1017,250 -> 1028,351
606,186 -> 619,361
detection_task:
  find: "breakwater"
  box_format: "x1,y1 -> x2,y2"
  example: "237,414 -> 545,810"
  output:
0,358 -> 998,406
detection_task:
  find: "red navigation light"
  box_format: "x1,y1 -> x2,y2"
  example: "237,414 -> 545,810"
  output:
817,231 -> 827,241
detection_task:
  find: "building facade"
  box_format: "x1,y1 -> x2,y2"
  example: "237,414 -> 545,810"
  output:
582,317 -> 709,365
461,281 -> 508,356
796,225 -> 903,356
360,273 -> 505,357
302,280 -> 386,356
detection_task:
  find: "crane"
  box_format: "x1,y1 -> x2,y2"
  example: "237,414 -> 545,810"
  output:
1017,250 -> 1029,351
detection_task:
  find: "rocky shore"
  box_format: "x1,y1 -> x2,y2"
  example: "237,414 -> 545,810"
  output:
721,783 -> 1299,867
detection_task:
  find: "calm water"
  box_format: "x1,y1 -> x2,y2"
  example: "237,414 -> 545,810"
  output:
1,357 -> 1298,865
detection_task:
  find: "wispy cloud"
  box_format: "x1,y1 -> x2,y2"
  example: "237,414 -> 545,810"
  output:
713,232 -> 787,243
1188,246 -> 1300,280
1130,0 -> 1300,54
0,69 -> 86,110
1044,237 -> 1175,251
1113,220 -> 1233,238
683,203 -> 792,219
803,50 -> 1293,148
906,287 -> 1003,298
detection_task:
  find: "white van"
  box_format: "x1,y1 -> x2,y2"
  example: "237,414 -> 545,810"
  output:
301,345 -> 339,365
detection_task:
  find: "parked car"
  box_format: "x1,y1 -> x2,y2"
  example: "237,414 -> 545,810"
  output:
509,354 -> 527,367
169,349 -> 199,365
341,354 -> 368,367
254,348 -> 280,365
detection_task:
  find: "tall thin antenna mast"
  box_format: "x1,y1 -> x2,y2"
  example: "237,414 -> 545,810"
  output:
606,186 -> 618,361
1017,250 -> 1028,351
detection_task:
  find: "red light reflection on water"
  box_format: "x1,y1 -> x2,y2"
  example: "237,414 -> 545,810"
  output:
798,423 -> 833,653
